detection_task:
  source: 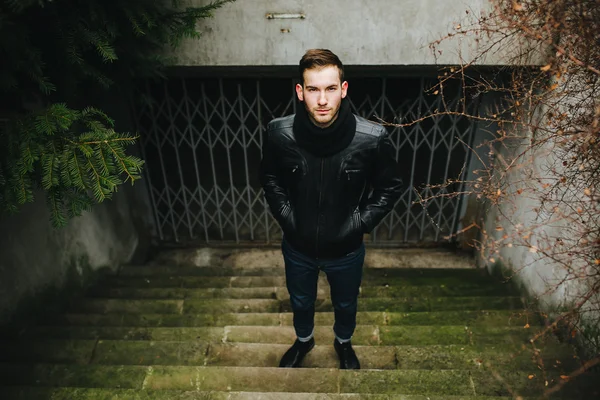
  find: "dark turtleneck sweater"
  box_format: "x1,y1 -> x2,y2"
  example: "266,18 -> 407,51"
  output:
292,97 -> 356,157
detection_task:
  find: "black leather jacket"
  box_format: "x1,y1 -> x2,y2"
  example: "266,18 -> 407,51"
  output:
260,114 -> 403,259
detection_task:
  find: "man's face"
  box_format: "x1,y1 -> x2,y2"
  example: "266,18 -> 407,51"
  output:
296,65 -> 348,128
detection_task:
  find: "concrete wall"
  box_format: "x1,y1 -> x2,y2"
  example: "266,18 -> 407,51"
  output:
0,180 -> 153,325
177,0 -> 515,66
0,86 -> 156,326
474,100 -> 600,353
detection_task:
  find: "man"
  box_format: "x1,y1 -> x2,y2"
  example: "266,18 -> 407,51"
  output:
260,49 -> 403,369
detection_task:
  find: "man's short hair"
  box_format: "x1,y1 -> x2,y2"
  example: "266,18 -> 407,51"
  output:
299,49 -> 345,85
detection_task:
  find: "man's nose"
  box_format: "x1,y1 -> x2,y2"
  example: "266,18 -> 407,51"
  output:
317,91 -> 327,105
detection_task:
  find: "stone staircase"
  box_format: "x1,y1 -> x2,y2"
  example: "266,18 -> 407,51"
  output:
0,248 -> 597,399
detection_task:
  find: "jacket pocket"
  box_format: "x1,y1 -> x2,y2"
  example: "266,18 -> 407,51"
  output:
340,168 -> 367,208
340,168 -> 364,181
279,202 -> 296,232
338,207 -> 363,239
352,207 -> 365,235
283,162 -> 306,191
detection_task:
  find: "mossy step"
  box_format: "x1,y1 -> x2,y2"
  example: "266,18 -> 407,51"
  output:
41,309 -> 544,329
88,342 -> 396,369
20,325 -> 376,344
70,297 -> 523,315
14,325 -> 562,349
101,275 -> 509,291
88,284 -> 514,300
103,275 -> 286,289
0,364 -> 583,397
69,299 -> 184,314
115,266 -> 493,280
0,339 -> 97,364
0,339 -> 574,371
0,387 -> 532,400
343,369 -> 589,397
206,342 -> 578,372
0,363 -> 146,389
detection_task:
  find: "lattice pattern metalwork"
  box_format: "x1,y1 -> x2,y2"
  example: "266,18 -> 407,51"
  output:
134,76 -> 478,244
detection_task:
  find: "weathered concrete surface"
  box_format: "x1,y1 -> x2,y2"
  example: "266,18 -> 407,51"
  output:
476,97 -> 600,356
0,364 -> 572,396
26,310 -> 541,333
176,0 -> 521,66
0,89 -> 154,327
150,247 -> 476,269
0,388 -> 528,400
0,184 -> 152,326
3,243 -> 598,398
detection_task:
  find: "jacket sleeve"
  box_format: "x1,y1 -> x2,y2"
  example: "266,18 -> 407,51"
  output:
360,129 -> 403,233
259,125 -> 295,231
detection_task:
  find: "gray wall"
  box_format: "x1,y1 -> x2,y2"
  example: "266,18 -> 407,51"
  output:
0,181 -> 153,325
0,86 -> 156,326
474,101 -> 600,353
176,0 -> 516,66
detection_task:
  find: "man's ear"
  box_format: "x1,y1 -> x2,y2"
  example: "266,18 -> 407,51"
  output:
341,81 -> 348,98
295,83 -> 304,101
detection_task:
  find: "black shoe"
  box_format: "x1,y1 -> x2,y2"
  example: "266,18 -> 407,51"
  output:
334,339 -> 360,369
279,337 -> 315,368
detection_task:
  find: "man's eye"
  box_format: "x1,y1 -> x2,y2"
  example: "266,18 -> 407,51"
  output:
308,88 -> 317,92
328,87 -> 336,91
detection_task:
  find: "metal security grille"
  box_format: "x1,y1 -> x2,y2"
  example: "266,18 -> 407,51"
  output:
134,75 -> 479,245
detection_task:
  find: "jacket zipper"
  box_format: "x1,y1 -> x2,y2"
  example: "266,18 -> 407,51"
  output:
315,158 -> 324,258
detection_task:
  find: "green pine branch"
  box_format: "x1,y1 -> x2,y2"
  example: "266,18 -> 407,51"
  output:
0,0 -> 233,227
0,103 -> 145,227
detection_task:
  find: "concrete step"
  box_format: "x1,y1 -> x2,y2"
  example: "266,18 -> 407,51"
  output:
101,274 -> 509,291
203,342 -> 578,371
0,339 -> 97,365
69,296 -> 523,315
38,309 -> 543,329
148,247 -> 477,269
10,324 -> 557,347
88,284 -> 515,300
0,364 -> 585,397
0,340 -> 579,371
103,275 -> 286,289
114,266 -> 494,280
0,387 -> 533,400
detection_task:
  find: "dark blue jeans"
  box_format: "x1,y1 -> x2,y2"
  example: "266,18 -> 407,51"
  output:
282,238 -> 365,341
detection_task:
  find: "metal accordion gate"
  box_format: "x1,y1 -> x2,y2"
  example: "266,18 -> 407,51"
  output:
133,73 -> 479,245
